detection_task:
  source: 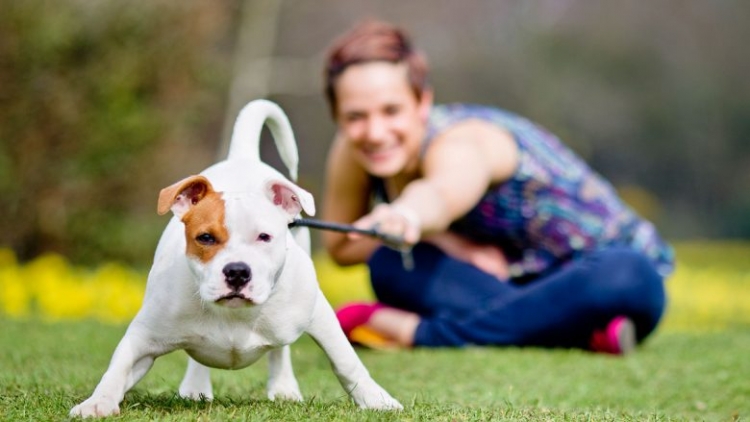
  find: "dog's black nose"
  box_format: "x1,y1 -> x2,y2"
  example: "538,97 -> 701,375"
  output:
223,262 -> 252,289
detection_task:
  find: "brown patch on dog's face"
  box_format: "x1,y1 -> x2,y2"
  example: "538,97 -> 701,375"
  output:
182,192 -> 229,263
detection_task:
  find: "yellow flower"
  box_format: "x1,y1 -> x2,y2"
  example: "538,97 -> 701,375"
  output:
0,251 -> 30,317
25,253 -> 95,321
1,242 -> 749,332
0,250 -> 146,323
313,252 -> 374,309
662,249 -> 750,331
90,262 -> 144,324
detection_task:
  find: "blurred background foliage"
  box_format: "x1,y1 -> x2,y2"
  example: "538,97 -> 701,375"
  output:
1,0 -> 749,266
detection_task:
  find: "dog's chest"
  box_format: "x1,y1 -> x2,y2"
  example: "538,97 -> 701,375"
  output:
182,327 -> 274,370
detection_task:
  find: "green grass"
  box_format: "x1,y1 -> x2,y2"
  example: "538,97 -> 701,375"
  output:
1,318 -> 748,421
2,240 -> 750,421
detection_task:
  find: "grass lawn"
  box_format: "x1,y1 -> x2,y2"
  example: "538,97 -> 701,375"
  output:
1,321 -> 748,421
1,241 -> 749,421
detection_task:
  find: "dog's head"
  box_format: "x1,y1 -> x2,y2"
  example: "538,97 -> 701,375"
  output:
157,175 -> 315,308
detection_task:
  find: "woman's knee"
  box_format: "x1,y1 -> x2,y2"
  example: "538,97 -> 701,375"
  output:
589,247 -> 664,293
585,247 -> 667,329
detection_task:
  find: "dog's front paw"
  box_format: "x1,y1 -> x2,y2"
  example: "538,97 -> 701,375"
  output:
69,397 -> 120,418
267,379 -> 303,402
179,387 -> 214,402
179,380 -> 214,401
350,381 -> 403,411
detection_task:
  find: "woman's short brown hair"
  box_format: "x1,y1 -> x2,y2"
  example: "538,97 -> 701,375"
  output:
323,19 -> 429,116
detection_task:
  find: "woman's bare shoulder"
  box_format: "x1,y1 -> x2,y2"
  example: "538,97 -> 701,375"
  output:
426,119 -> 519,182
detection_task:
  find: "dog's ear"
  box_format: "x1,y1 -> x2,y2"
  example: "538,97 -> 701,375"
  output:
266,179 -> 316,218
157,175 -> 215,217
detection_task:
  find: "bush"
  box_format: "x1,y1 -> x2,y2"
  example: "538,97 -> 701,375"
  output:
0,1 -> 235,265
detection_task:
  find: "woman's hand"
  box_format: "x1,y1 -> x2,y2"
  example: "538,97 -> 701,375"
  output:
425,231 -> 510,280
350,203 -> 422,247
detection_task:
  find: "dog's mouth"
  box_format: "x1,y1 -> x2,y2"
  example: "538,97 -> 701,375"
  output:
216,292 -> 253,308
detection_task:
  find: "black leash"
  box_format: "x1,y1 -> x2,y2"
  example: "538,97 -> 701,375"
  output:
289,218 -> 404,246
289,218 -> 414,270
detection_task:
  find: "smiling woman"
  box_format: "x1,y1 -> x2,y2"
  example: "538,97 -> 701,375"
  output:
319,19 -> 674,354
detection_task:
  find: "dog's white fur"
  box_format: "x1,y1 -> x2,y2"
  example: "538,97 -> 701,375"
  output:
70,100 -> 402,417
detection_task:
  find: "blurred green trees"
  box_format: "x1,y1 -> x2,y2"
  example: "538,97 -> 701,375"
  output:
1,1 -> 235,265
1,1 -> 748,265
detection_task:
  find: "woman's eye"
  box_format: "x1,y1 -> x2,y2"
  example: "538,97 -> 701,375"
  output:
383,105 -> 401,116
257,233 -> 272,242
196,233 -> 217,245
344,112 -> 364,123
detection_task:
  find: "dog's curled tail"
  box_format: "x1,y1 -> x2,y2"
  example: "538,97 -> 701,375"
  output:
227,99 -> 300,181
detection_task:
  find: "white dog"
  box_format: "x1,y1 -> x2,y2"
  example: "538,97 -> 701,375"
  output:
70,99 -> 402,417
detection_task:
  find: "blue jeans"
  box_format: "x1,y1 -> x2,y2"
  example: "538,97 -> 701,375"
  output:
368,243 -> 667,348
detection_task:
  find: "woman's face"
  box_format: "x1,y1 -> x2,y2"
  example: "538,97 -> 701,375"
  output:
334,61 -> 431,178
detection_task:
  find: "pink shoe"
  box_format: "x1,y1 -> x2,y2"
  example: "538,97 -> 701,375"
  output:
334,302 -> 399,350
334,302 -> 386,337
590,316 -> 637,355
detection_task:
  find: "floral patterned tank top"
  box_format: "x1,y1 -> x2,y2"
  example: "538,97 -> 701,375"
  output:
423,103 -> 674,278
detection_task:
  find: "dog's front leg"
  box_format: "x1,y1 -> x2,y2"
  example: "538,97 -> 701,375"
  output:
266,345 -> 303,401
70,331 -> 159,418
306,291 -> 403,410
179,357 -> 213,401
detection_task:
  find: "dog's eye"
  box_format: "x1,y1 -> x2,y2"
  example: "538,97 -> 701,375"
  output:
257,233 -> 272,242
196,233 -> 217,245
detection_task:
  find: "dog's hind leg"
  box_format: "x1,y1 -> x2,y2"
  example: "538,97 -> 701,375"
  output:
179,357 -> 214,401
266,345 -> 303,401
306,291 -> 403,410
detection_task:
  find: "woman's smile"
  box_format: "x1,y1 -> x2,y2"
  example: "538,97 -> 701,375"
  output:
361,139 -> 400,161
